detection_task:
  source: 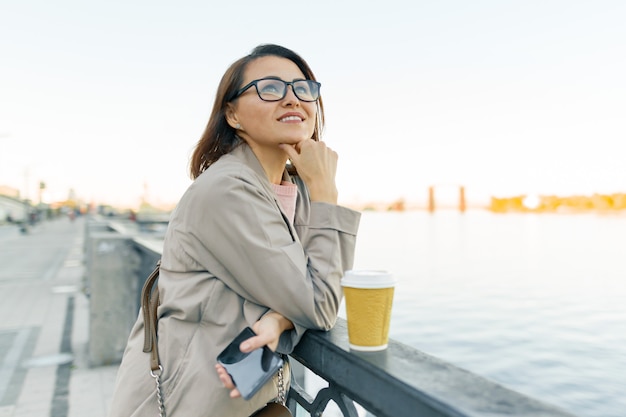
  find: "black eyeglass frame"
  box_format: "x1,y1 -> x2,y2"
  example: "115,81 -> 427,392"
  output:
230,77 -> 321,102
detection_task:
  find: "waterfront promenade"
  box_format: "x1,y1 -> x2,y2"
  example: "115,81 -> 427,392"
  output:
0,216 -> 117,417
0,215 -> 581,417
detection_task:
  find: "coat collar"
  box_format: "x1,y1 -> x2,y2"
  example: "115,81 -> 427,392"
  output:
230,140 -> 293,188
230,141 -> 299,240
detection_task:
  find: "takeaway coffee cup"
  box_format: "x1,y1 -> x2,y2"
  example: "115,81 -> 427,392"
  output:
341,270 -> 396,351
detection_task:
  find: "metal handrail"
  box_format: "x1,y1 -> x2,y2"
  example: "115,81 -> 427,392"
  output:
285,320 -> 577,416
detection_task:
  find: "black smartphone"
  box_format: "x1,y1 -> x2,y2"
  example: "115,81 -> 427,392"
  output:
216,327 -> 284,400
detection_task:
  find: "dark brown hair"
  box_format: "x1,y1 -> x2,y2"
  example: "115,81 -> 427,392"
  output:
189,44 -> 325,179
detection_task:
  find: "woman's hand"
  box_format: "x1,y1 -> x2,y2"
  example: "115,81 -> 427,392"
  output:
279,139 -> 338,204
215,312 -> 294,398
215,363 -> 240,398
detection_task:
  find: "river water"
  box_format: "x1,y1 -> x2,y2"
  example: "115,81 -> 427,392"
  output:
338,210 -> 626,417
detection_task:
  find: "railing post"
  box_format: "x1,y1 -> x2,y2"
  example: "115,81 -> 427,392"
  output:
459,186 -> 466,212
428,186 -> 435,212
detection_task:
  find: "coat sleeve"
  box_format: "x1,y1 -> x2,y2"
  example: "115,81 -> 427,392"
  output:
176,169 -> 360,346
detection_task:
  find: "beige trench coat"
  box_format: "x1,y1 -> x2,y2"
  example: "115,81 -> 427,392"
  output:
108,142 -> 360,417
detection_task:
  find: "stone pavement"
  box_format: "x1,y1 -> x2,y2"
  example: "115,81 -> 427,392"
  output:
0,216 -> 118,417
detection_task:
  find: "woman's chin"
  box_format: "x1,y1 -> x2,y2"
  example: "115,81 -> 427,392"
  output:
280,135 -> 309,144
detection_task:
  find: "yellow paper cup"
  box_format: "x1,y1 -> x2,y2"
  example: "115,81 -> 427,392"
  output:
341,270 -> 396,351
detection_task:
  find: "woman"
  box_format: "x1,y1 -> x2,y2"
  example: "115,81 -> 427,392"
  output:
108,44 -> 360,417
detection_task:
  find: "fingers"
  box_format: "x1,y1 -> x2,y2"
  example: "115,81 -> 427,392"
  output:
215,364 -> 241,398
251,313 -> 287,351
278,143 -> 298,160
280,138 -> 329,157
279,139 -> 335,167
239,334 -> 268,353
281,139 -> 338,203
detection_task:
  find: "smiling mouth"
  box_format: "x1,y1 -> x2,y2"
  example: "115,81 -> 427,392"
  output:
279,116 -> 303,122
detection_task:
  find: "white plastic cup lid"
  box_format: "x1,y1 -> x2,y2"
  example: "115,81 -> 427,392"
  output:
341,270 -> 395,289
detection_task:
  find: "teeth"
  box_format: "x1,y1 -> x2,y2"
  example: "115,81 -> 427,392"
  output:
280,116 -> 302,122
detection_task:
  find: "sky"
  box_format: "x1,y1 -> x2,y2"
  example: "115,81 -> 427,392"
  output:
1,0 -> 625,209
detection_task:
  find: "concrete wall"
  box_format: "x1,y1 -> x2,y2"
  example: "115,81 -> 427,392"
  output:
85,231 -> 140,366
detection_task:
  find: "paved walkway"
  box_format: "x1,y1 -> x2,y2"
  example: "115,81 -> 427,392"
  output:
0,217 -> 118,417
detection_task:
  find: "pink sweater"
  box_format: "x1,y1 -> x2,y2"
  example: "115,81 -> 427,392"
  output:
271,181 -> 297,224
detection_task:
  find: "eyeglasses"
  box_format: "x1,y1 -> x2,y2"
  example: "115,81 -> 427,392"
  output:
232,78 -> 321,102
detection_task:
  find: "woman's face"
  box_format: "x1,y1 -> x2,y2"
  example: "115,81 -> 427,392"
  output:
228,55 -> 317,148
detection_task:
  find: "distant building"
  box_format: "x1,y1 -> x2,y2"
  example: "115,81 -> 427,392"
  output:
0,194 -> 27,223
0,185 -> 20,198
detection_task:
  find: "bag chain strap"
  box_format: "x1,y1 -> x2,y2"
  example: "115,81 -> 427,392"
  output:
277,365 -> 286,405
150,365 -> 166,417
